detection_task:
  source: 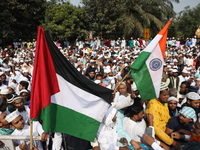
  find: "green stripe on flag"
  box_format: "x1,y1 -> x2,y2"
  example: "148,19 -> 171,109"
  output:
131,51 -> 157,101
131,64 -> 156,101
32,103 -> 100,141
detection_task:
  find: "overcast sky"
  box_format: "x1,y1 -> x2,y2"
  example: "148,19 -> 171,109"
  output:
69,0 -> 200,13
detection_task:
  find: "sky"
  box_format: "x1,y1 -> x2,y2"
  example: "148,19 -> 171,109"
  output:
69,0 -> 200,13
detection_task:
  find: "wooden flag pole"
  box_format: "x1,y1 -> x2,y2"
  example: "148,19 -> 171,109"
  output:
30,120 -> 33,149
113,68 -> 132,93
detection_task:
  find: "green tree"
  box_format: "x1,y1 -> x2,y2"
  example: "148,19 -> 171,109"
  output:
42,1 -> 88,43
82,0 -> 178,38
175,4 -> 200,38
0,0 -> 46,41
82,0 -> 125,38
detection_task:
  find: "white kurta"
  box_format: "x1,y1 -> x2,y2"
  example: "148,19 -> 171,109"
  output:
19,105 -> 30,125
112,94 -> 134,110
12,121 -> 44,150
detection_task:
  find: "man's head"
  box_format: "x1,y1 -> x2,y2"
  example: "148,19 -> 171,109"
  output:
158,83 -> 169,103
0,112 -> 9,128
19,81 -> 29,91
163,65 -> 169,73
0,88 -> 9,99
20,90 -> 30,102
169,88 -> 178,97
168,96 -> 178,111
88,70 -> 96,80
4,69 -> 10,76
179,106 -> 196,124
0,74 -> 6,84
180,81 -> 190,95
117,82 -> 127,95
7,95 -> 25,112
172,69 -> 179,77
22,69 -> 29,77
5,110 -> 25,130
7,84 -> 16,94
186,92 -> 200,109
129,104 -> 144,122
182,69 -> 188,77
95,73 -> 103,81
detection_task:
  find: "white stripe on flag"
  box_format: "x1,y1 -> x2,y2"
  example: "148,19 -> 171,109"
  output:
143,35 -> 163,53
146,41 -> 164,98
51,74 -> 110,122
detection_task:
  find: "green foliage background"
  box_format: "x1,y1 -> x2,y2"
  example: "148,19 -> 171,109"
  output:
0,0 -> 200,45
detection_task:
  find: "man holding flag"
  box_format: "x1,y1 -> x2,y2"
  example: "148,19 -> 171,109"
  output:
130,19 -> 181,149
30,26 -> 113,149
130,19 -> 172,102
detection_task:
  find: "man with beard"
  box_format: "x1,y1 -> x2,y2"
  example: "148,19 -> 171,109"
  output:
7,95 -> 30,124
183,92 -> 200,117
179,81 -> 190,95
168,96 -> 180,117
177,81 -> 190,108
166,69 -> 180,90
85,69 -> 96,81
0,74 -> 8,86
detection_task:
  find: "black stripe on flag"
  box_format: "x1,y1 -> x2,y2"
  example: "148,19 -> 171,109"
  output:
44,31 -> 113,104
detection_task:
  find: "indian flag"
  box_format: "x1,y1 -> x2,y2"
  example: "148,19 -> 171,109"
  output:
30,26 -> 113,141
130,20 -> 172,101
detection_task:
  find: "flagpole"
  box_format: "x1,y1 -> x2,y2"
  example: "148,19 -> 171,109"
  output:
30,120 -> 33,149
113,68 -> 132,93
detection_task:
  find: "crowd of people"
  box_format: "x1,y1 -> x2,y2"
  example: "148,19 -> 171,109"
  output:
0,36 -> 200,150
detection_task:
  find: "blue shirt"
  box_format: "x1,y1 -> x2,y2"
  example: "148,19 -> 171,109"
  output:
166,116 -> 194,132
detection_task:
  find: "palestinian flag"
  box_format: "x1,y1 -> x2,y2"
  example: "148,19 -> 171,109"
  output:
130,20 -> 172,101
30,26 -> 113,141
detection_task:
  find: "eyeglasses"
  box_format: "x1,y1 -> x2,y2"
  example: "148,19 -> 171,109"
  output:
119,87 -> 126,89
169,103 -> 177,105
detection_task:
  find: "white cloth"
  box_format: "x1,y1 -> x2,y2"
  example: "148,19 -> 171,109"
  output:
185,58 -> 193,66
0,84 -> 7,90
151,142 -> 165,150
123,118 -> 146,142
52,132 -> 63,150
112,94 -> 134,110
97,109 -> 119,150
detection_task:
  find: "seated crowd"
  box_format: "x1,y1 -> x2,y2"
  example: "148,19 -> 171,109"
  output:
0,38 -> 200,150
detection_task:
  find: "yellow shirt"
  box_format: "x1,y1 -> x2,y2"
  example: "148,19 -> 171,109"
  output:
146,99 -> 173,145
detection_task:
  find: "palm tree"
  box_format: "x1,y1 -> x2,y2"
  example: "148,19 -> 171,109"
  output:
121,0 -> 179,37
82,0 -> 179,38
